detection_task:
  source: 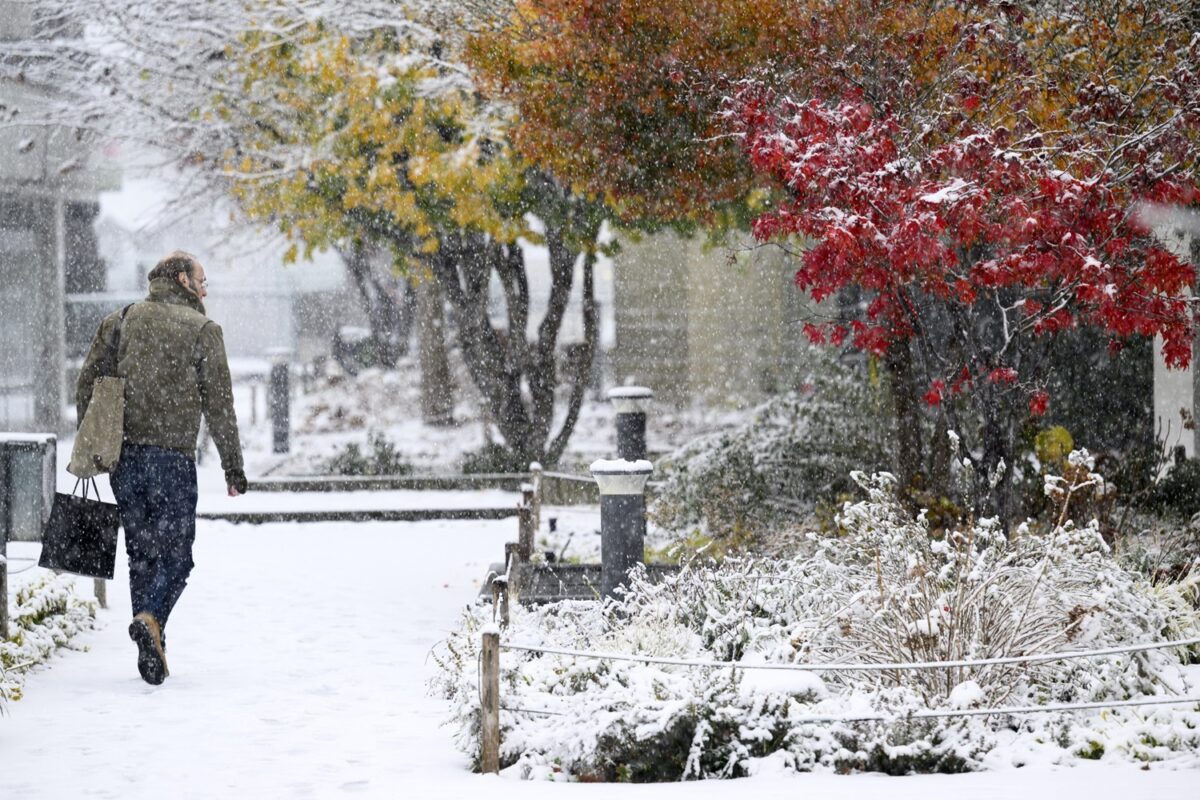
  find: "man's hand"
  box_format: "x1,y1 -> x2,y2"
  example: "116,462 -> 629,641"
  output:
225,468 -> 249,497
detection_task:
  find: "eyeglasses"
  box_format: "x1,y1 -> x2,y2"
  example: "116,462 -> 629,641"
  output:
191,275 -> 209,290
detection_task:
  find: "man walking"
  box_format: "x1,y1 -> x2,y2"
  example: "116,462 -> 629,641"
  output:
77,251 -> 247,685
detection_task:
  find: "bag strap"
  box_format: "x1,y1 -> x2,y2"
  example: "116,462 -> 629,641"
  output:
103,304 -> 136,376
72,478 -> 102,500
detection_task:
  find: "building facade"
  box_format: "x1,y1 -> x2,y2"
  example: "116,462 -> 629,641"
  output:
611,231 -> 823,407
1152,225 -> 1200,462
0,5 -> 116,432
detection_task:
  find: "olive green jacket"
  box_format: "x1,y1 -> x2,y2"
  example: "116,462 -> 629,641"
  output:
76,277 -> 244,474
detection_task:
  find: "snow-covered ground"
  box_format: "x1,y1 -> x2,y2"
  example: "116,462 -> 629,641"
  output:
4,526 -> 1197,798
2,461 -> 1197,797
1,514 -> 504,798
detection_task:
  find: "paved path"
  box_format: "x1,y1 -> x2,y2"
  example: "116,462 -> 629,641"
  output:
0,519 -> 504,798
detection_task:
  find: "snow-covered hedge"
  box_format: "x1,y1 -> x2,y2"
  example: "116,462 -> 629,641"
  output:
1,574 -> 97,711
432,463 -> 1200,779
652,353 -> 889,540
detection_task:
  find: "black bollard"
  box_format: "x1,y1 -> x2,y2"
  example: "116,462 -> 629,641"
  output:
591,459 -> 653,599
607,387 -> 653,461
268,350 -> 292,454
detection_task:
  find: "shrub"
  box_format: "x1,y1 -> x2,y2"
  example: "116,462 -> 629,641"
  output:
322,431 -> 412,476
652,352 -> 889,541
460,442 -> 530,475
1151,458 -> 1200,518
432,457 -> 1200,779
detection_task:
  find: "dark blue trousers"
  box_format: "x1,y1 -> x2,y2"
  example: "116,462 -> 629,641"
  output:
111,444 -> 198,645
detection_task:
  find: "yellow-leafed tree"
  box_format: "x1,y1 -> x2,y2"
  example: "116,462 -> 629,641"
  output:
221,15 -> 607,466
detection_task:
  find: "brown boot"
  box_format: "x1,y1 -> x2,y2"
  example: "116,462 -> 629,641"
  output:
128,612 -> 169,685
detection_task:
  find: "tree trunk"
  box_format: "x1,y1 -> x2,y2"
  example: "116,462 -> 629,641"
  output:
417,278 -> 455,426
928,413 -> 952,499
546,248 -> 599,464
979,384 -> 1015,532
420,220 -> 600,467
884,338 -> 924,499
342,242 -> 408,367
431,235 -> 538,460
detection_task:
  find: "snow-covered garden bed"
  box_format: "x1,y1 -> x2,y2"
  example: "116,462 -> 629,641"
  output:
432,461 -> 1200,780
1,571 -> 97,711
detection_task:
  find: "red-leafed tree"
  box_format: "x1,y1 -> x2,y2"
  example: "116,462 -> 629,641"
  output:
729,85 -> 1199,521
471,1 -> 1200,522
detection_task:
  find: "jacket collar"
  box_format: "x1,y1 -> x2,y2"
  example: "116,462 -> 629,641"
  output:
147,277 -> 207,316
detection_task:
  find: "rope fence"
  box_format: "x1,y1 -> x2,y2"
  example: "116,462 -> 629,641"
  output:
499,635 -> 1200,672
497,693 -> 1200,723
540,471 -> 595,485
477,630 -> 1200,771
797,695 -> 1200,723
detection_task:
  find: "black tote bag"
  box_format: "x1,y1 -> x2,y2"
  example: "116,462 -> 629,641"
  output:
38,479 -> 120,580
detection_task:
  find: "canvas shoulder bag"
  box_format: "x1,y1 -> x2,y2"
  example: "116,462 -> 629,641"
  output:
68,304 -> 134,478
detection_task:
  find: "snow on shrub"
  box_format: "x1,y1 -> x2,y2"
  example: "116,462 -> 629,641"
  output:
1,574 -> 97,710
652,351 -> 889,540
432,456 -> 1200,779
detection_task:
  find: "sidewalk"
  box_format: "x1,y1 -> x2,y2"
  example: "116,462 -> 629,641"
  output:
0,517 -> 505,798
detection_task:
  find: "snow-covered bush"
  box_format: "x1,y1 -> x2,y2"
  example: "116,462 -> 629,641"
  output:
652,352 -> 889,541
1,574 -> 98,709
432,457 -> 1200,779
321,430 -> 413,476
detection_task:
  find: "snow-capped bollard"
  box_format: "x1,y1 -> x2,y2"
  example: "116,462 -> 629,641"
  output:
607,386 -> 653,462
267,348 -> 292,454
591,458 -> 653,599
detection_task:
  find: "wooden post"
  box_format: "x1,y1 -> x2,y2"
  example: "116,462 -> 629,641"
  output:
503,541 -> 522,601
517,500 -> 534,563
490,576 -> 510,628
514,503 -> 534,601
480,630 -> 501,774
93,578 -> 107,609
490,579 -> 500,623
498,579 -> 510,628
529,462 -> 543,534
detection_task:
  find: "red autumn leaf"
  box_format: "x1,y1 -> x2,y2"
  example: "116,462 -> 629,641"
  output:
802,322 -> 826,344
923,379 -> 946,407
1029,390 -> 1050,417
